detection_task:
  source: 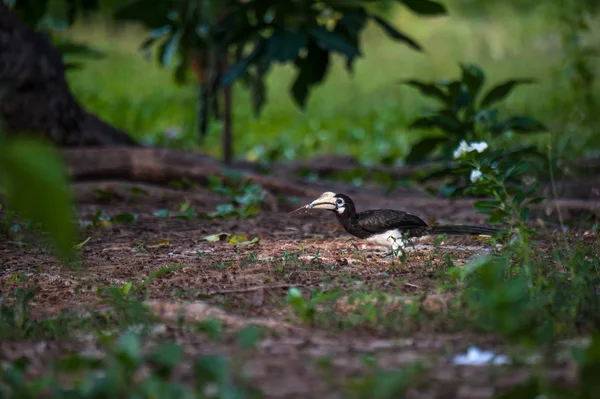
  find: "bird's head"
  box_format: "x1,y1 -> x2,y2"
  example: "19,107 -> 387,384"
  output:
306,192 -> 355,215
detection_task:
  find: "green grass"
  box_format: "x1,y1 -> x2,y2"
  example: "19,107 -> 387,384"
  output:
64,3 -> 600,164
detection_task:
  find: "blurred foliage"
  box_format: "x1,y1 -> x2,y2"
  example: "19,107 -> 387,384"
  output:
0,133 -> 77,262
403,63 -> 547,164
112,0 -> 447,151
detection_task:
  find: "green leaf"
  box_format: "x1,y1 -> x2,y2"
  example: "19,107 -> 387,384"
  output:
526,196 -> 545,206
73,236 -> 91,250
519,207 -> 530,222
229,235 -> 260,245
401,80 -> 449,105
492,116 -> 547,134
121,281 -> 133,295
370,14 -> 421,51
398,0 -> 447,15
221,40 -> 265,86
158,29 -> 183,67
114,0 -> 171,29
473,200 -> 502,213
291,41 -> 330,108
236,326 -> 262,350
460,63 -> 485,100
154,209 -> 170,217
54,40 -> 105,59
114,212 -> 138,224
118,332 -> 141,364
480,78 -> 535,109
266,29 -> 306,63
196,318 -> 223,342
203,232 -> 231,242
409,113 -> 464,135
405,137 -> 448,164
147,342 -> 183,376
0,138 -> 77,262
488,210 -> 506,224
10,0 -> 50,27
308,26 -> 359,58
194,355 -> 229,385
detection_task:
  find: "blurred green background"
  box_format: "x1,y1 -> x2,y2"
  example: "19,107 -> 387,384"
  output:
62,0 -> 600,166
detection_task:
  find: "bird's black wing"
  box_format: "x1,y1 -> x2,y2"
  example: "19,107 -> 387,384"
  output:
357,209 -> 428,234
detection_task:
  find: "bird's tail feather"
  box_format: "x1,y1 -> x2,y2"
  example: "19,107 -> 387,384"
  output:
426,225 -> 499,236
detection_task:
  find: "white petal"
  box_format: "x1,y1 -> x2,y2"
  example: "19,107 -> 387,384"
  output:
470,168 -> 483,183
453,140 -> 469,159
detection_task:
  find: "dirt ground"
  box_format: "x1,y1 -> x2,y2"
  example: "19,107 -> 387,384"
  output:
0,180 -> 584,398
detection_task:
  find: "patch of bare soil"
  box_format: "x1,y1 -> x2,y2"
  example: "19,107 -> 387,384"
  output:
0,182 -> 580,398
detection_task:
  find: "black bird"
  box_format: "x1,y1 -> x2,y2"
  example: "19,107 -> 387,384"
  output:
299,192 -> 499,254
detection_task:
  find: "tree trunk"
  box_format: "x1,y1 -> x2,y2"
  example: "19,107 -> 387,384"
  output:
0,3 -> 136,146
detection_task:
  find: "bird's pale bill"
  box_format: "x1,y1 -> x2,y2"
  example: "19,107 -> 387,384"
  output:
288,192 -> 338,214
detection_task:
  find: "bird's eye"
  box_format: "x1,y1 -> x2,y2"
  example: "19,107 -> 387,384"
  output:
336,198 -> 344,206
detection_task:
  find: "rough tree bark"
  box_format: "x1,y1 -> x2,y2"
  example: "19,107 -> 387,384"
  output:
0,3 -> 136,146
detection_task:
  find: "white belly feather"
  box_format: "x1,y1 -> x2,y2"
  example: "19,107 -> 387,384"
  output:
365,230 -> 406,251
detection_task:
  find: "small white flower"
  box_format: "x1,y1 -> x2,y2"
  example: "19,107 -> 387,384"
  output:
453,140 -> 488,159
470,168 -> 483,183
452,346 -> 510,366
453,140 -> 469,159
467,141 -> 488,153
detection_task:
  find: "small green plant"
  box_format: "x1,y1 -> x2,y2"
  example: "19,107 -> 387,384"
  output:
453,141 -> 543,234
207,172 -> 266,219
402,63 -> 547,164
0,332 -> 264,398
286,287 -> 342,326
88,210 -> 139,229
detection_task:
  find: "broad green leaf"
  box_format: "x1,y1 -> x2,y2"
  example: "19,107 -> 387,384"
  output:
492,116 -> 547,134
409,114 -> 464,135
401,80 -> 449,105
147,342 -> 183,375
460,63 -> 486,99
398,0 -> 447,15
404,136 -> 448,164
266,29 -> 306,63
0,139 -> 77,262
118,332 -> 141,364
308,26 -> 359,58
114,0 -> 171,29
370,14 -> 421,51
480,78 -> 535,109
291,41 -> 330,108
193,355 -> 229,384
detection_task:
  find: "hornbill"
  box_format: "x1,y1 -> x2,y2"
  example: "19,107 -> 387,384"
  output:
295,192 -> 499,254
